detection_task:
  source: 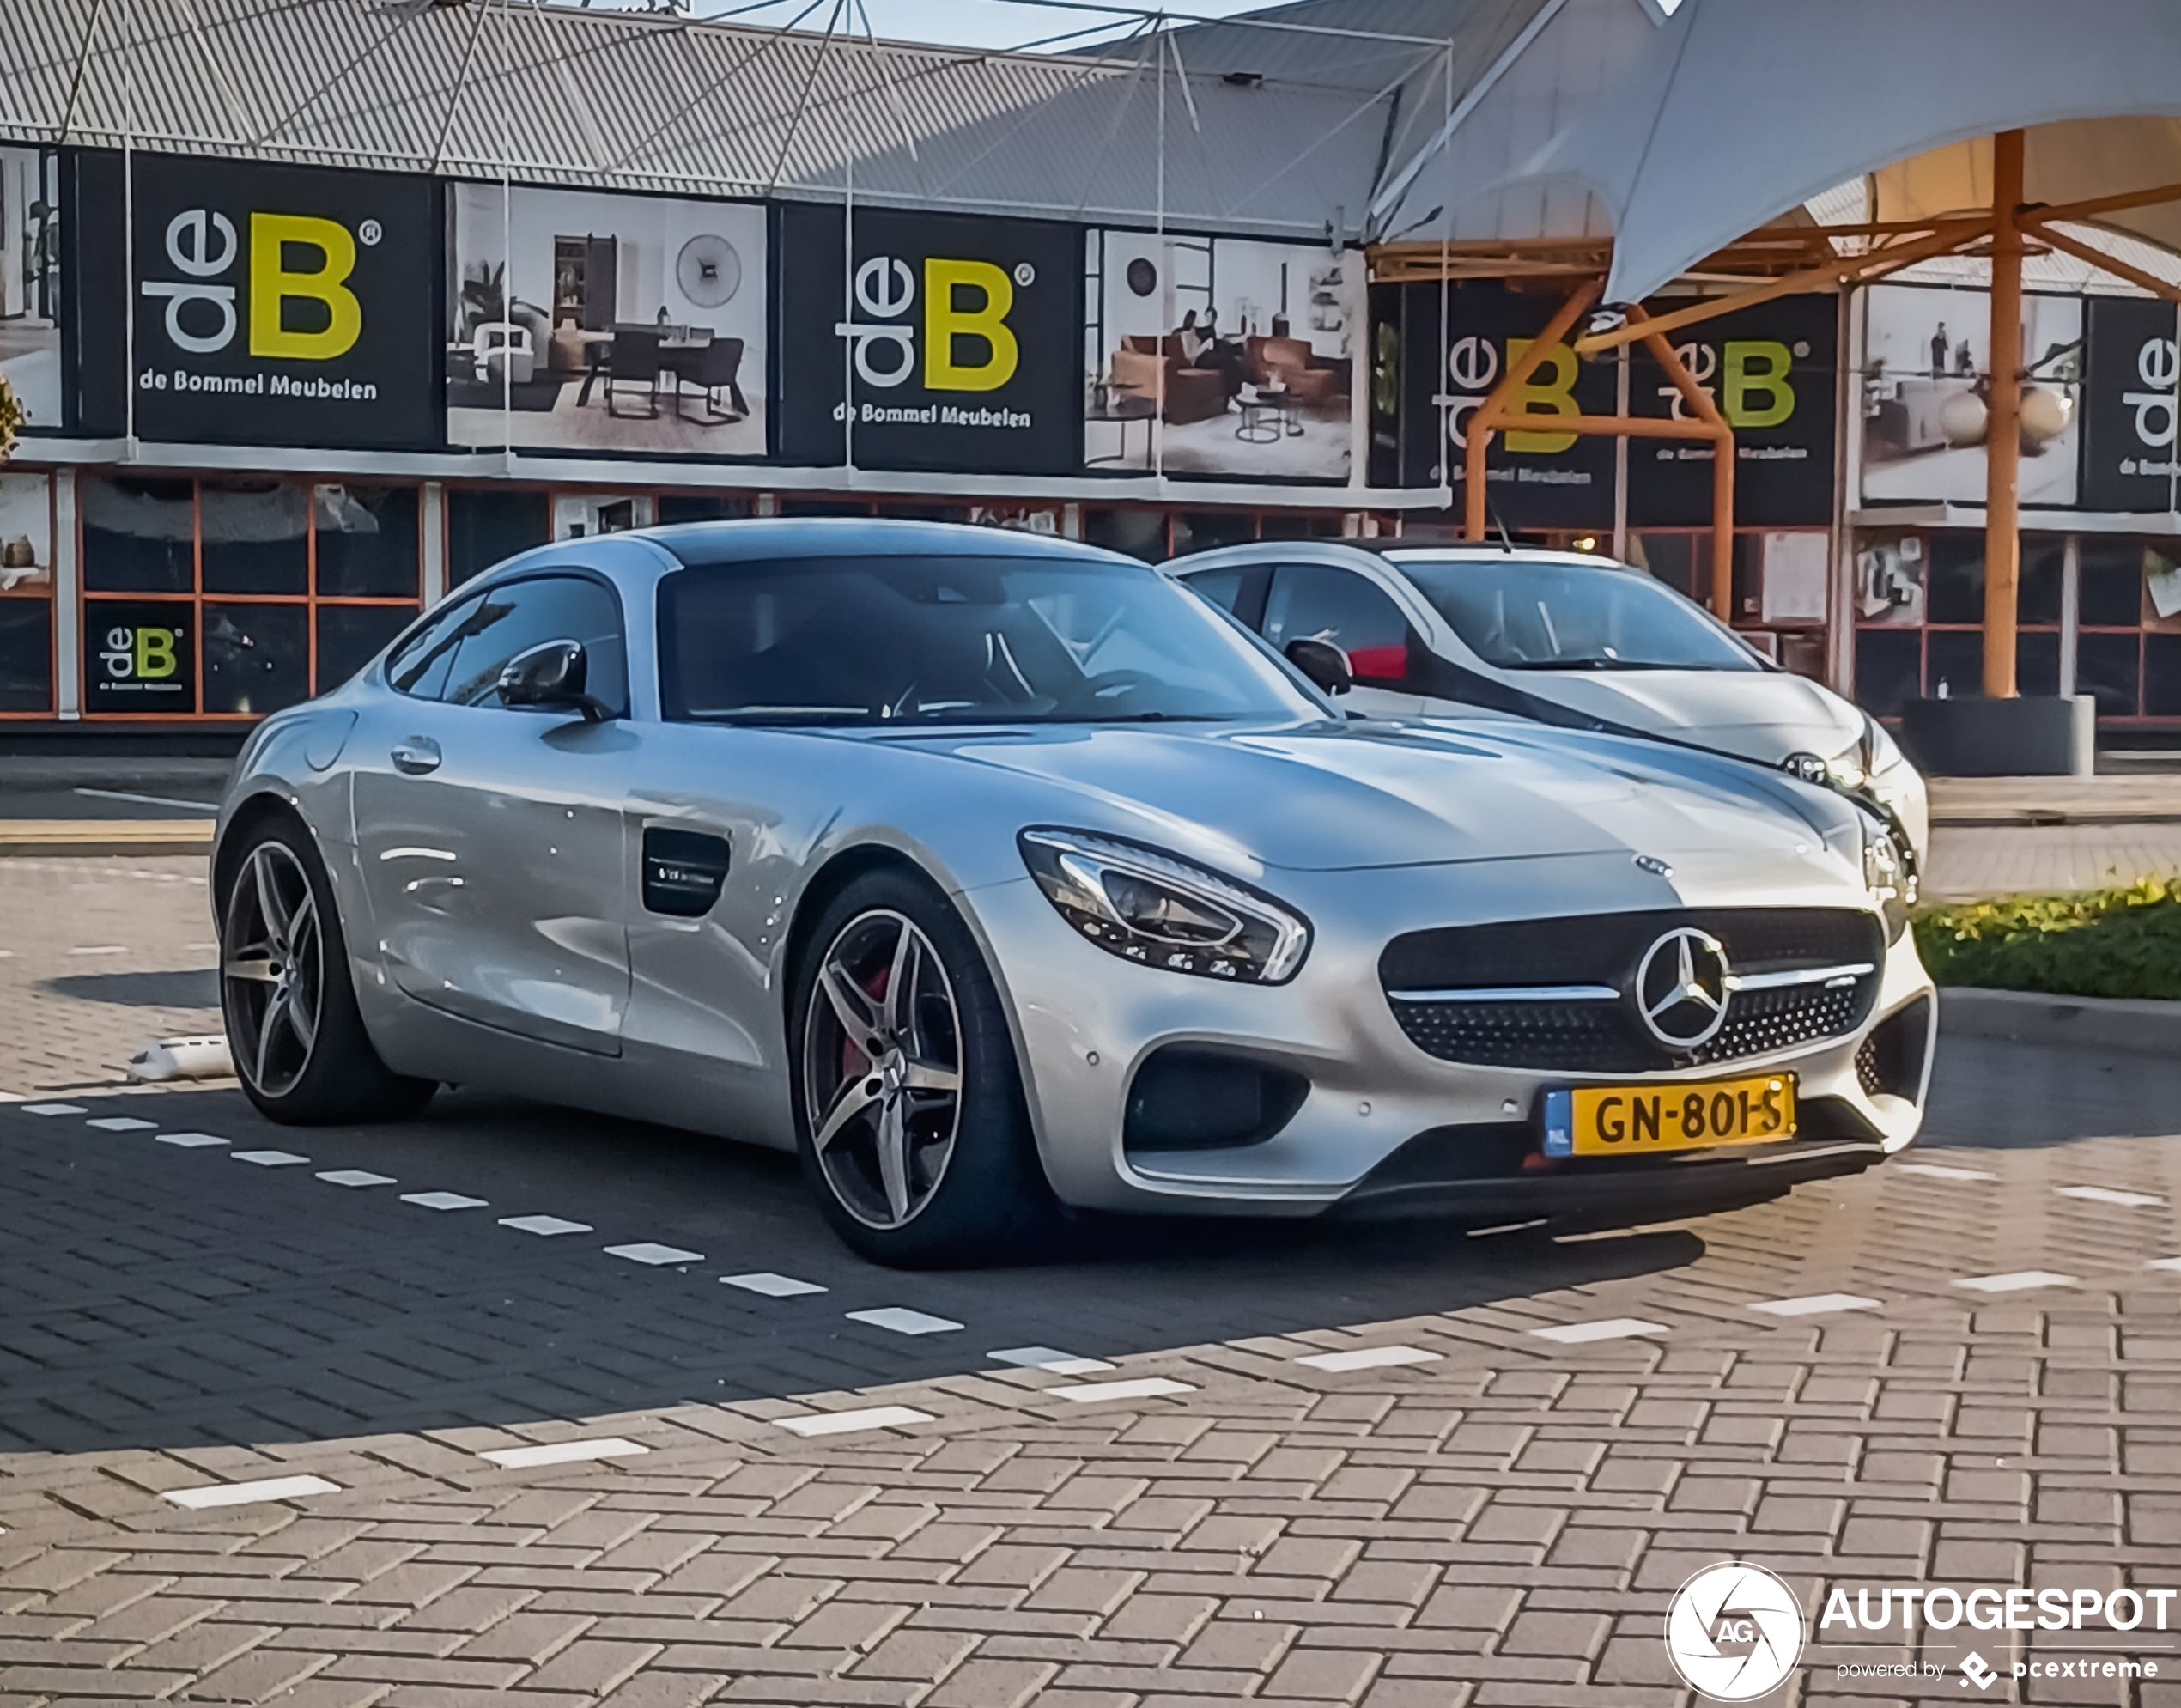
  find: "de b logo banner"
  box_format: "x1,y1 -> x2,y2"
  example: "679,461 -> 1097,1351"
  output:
120,155 -> 439,450
85,604 -> 192,714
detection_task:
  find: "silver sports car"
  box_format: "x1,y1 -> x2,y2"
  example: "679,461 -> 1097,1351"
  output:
214,520 -> 1935,1266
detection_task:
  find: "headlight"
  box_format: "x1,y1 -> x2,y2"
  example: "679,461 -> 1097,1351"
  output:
1862,713 -> 1906,777
1862,818 -> 1912,943
1018,828 -> 1310,983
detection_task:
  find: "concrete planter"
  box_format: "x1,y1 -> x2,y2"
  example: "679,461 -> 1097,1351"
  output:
1899,694 -> 2094,777
1938,986 -> 2181,1055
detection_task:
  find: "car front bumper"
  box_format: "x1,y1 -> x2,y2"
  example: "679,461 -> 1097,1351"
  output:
965,848 -> 1936,1219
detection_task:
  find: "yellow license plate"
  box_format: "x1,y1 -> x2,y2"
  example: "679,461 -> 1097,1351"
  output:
1542,1073 -> 1796,1158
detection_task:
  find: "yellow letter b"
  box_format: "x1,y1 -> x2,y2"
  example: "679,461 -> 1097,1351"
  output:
923,258 -> 1018,392
1504,337 -> 1580,453
1722,339 -> 1795,429
135,627 -> 178,680
249,213 -> 361,361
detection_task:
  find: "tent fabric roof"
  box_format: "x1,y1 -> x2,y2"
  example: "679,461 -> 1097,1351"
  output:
1460,0 -> 2181,303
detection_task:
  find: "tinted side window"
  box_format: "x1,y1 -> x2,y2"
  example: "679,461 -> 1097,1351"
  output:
1262,566 -> 1412,685
1179,566 -> 1270,629
386,596 -> 480,702
444,574 -> 629,714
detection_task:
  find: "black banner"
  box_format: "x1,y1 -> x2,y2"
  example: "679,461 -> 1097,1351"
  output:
1626,295 -> 1837,527
778,204 -> 1079,475
2082,295 -> 2181,513
76,154 -> 441,450
84,602 -> 193,714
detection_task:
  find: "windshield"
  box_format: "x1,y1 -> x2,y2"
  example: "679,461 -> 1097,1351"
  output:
658,555 -> 1325,726
1394,557 -> 1761,672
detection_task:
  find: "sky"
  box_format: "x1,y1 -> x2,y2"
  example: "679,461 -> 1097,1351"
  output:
587,0 -> 1272,54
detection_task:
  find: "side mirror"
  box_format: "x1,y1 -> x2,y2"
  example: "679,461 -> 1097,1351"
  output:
1284,637 -> 1353,697
497,638 -> 609,720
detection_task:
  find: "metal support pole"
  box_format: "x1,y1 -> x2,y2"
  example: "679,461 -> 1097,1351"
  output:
1983,127 -> 2026,698
1628,304 -> 1735,620
1465,277 -> 1601,541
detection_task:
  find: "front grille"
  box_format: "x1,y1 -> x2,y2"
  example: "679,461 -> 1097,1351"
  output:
1382,908 -> 1882,1073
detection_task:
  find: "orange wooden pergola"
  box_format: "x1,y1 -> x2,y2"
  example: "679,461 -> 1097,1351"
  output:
1379,147 -> 2181,673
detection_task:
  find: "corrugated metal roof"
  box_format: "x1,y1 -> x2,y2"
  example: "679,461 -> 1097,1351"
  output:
0,0 -> 1403,234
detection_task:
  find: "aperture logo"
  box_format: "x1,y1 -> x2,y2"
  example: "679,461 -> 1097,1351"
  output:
1665,1563 -> 1806,1700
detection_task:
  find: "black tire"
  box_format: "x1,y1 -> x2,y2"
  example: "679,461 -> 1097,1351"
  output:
217,813 -> 436,1126
788,866 -> 1054,1267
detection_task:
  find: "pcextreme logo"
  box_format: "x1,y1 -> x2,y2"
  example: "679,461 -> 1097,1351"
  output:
141,206 -> 378,362
835,253 -> 1032,393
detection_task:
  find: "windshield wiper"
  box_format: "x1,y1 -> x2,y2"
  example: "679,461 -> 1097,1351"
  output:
1501,657 -> 1704,672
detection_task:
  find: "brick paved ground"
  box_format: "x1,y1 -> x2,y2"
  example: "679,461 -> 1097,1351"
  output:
5,860 -> 2181,1707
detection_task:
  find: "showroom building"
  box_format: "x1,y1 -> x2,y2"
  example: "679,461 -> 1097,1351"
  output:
1,0 -> 2177,738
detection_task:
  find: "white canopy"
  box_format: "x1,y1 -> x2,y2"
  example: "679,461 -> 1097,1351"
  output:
1447,0 -> 2181,303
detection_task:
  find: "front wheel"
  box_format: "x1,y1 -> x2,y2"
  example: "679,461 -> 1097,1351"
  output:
219,817 -> 435,1126
790,869 -> 1052,1267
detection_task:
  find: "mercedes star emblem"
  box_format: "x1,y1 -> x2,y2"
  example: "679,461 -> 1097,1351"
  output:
1634,927 -> 1732,1049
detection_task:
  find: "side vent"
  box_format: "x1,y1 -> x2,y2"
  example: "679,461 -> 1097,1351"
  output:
642,827 -> 730,917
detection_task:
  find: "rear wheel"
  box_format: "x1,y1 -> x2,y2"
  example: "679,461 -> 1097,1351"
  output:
791,869 -> 1051,1267
219,817 -> 435,1126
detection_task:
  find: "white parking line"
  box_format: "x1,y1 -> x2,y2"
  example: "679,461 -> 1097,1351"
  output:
68,945 -> 128,956
1954,1271 -> 2080,1294
722,1272 -> 828,1298
1294,1345 -> 1443,1373
478,1437 -> 647,1468
318,1170 -> 395,1187
775,1405 -> 934,1438
2149,1257 -> 2181,1273
847,1307 -> 963,1335
1050,1377 -> 1195,1404
400,1192 -> 489,1212
163,1474 -> 340,1510
2056,1186 -> 2163,1208
232,1150 -> 310,1167
157,1133 -> 229,1149
604,1243 -> 704,1267
988,1346 -> 1115,1375
1894,1162 -> 1997,1182
87,1116 -> 156,1132
20,1104 -> 86,1116
1750,1293 -> 1883,1316
1529,1318 -> 1670,1345
500,1214 -> 592,1237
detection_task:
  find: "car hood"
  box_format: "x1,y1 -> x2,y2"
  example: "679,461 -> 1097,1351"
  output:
849,719 -> 1847,874
1504,667 -> 1865,763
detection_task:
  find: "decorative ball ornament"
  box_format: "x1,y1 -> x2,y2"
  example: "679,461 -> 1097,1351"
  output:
1938,389 -> 1988,447
2019,386 -> 2072,444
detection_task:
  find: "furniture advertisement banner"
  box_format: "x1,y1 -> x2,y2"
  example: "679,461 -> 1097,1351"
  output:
447,183 -> 769,460
2081,294 -> 2181,514
0,145 -> 61,436
80,154 -> 443,451
1625,294 -> 1837,528
776,204 -> 1079,476
1856,280 -> 2081,509
1368,280 -> 1618,528
1082,230 -> 1362,483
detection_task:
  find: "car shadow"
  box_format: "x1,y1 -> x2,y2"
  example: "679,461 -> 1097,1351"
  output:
1918,1037 -> 2181,1150
41,969 -> 219,1008
0,1085 -> 1706,1456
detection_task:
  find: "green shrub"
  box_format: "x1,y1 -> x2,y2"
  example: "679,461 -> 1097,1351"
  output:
1912,878 -> 2181,1000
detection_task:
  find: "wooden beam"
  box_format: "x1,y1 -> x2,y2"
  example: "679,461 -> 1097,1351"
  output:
2022,218 -> 2181,307
2028,179 -> 2181,225
1984,129 -> 2026,701
1464,278 -> 1602,542
1570,219 -> 1990,353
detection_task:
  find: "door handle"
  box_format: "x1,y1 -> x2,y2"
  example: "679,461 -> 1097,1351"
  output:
390,737 -> 442,775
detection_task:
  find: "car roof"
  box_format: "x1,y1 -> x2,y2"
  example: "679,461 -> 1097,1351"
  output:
645,516 -> 1139,569
1173,539 -> 1634,574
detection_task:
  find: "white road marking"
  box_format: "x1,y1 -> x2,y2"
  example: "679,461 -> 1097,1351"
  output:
1894,1162 -> 1997,1182
847,1306 -> 963,1335
1750,1293 -> 1883,1316
479,1437 -> 648,1468
21,1103 -> 86,1116
400,1191 -> 489,1212
158,1133 -> 230,1149
722,1272 -> 828,1297
2056,1186 -> 2163,1208
87,1116 -> 157,1132
776,1406 -> 934,1438
1294,1345 -> 1443,1372
605,1242 -> 704,1266
68,945 -> 128,956
1954,1271 -> 2080,1293
988,1346 -> 1116,1375
1050,1377 -> 1195,1404
75,786 -> 220,811
501,1214 -> 592,1236
1529,1318 -> 1671,1345
232,1150 -> 310,1167
2148,1257 -> 2181,1273
318,1170 -> 396,1188
163,1474 -> 340,1510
